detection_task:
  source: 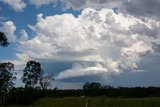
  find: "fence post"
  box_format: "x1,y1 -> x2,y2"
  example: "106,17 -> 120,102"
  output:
86,99 -> 88,107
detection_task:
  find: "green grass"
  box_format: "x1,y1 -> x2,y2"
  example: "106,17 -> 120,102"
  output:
6,97 -> 160,107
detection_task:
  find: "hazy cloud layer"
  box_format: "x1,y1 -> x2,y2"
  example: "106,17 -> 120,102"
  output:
1,0 -> 160,21
29,0 -> 160,20
29,0 -> 57,7
15,8 -> 160,81
29,0 -> 124,9
0,0 -> 26,11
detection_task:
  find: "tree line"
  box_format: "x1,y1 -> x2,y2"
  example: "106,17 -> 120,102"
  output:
4,83 -> 160,105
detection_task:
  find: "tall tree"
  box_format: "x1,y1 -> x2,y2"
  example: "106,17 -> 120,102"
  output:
0,32 -> 9,47
0,62 -> 16,103
40,71 -> 54,90
22,60 -> 42,88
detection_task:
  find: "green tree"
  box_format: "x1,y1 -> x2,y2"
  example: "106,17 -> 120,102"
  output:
0,31 -> 13,104
0,32 -> 9,47
22,60 -> 42,88
0,62 -> 16,103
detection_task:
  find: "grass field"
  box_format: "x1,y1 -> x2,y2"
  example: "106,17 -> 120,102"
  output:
6,97 -> 160,107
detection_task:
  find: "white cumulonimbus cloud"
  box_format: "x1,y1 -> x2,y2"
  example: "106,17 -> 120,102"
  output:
16,8 -> 160,80
0,0 -> 26,12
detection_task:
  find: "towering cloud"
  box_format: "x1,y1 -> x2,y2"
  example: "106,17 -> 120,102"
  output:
16,8 -> 160,80
20,29 -> 28,41
0,21 -> 17,42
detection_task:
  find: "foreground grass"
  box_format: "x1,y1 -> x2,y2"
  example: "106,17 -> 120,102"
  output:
7,97 -> 160,107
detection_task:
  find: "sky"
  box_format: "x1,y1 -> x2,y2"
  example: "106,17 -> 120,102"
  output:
0,0 -> 160,89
